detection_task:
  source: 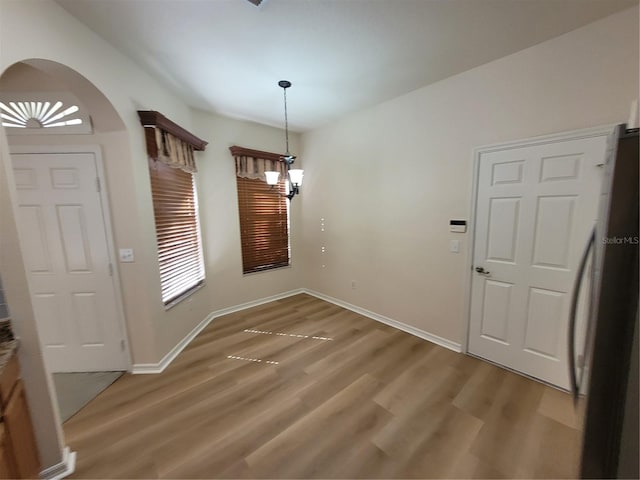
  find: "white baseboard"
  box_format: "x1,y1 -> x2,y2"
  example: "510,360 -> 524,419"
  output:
132,289 -> 305,374
302,289 -> 462,353
40,446 -> 76,480
132,286 -> 460,374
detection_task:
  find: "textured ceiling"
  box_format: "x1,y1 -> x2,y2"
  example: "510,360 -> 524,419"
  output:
55,0 -> 637,131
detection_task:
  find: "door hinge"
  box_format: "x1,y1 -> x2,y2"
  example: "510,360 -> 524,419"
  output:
96,177 -> 101,192
108,263 -> 113,276
120,339 -> 125,351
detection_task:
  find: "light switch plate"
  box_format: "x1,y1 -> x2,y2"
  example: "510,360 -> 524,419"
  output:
450,240 -> 460,253
119,248 -> 135,262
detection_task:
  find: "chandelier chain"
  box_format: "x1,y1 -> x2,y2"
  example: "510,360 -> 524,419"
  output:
283,86 -> 290,156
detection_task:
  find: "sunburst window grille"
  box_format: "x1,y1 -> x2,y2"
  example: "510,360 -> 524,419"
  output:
0,101 -> 83,128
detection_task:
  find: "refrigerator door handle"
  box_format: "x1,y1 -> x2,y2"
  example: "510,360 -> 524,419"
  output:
568,227 -> 595,402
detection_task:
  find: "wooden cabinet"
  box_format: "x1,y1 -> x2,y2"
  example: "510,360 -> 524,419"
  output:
0,424 -> 17,478
0,354 -> 40,479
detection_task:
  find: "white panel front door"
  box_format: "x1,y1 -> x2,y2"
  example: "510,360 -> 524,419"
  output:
12,152 -> 127,372
469,135 -> 606,389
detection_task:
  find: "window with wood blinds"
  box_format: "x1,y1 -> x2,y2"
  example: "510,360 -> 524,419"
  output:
148,158 -> 205,304
236,176 -> 290,274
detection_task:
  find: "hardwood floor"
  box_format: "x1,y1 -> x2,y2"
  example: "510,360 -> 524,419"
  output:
64,294 -> 580,478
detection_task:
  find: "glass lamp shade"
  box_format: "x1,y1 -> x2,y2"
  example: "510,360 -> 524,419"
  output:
288,169 -> 304,186
264,171 -> 280,185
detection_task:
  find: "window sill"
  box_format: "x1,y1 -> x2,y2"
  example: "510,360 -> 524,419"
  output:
242,264 -> 291,277
163,282 -> 205,311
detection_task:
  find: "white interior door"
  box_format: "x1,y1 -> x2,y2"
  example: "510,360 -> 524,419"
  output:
468,134 -> 606,389
12,152 -> 127,373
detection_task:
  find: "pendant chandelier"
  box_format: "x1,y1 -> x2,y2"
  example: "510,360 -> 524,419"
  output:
265,80 -> 303,200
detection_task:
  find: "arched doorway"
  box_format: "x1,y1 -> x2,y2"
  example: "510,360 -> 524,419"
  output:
0,59 -> 131,421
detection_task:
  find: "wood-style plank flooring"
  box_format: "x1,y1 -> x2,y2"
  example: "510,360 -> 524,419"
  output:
64,294 -> 580,478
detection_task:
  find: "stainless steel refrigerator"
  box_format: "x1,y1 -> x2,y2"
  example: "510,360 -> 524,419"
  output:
569,123 -> 638,478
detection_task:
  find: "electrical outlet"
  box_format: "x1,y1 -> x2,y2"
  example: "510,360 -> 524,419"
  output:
351,280 -> 357,290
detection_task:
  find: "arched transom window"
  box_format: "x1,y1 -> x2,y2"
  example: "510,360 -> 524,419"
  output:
0,92 -> 92,134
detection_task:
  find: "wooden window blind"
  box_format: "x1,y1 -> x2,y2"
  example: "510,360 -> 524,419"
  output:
236,176 -> 290,274
148,158 -> 205,304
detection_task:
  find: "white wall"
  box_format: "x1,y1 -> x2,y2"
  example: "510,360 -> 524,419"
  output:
2,0 -> 636,472
0,0 -> 303,362
192,108 -> 302,307
0,0 -> 196,376
0,131 -> 65,470
299,6 -> 639,346
148,109 -> 302,358
0,0 -> 301,470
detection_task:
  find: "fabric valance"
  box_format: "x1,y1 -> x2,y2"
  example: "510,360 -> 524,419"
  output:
138,110 -> 207,174
152,128 -> 197,173
230,146 -> 287,180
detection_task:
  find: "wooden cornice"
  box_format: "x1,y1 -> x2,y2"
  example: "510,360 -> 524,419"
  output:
229,145 -> 285,162
137,110 -> 208,151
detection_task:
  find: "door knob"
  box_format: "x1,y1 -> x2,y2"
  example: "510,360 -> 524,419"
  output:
475,266 -> 491,275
